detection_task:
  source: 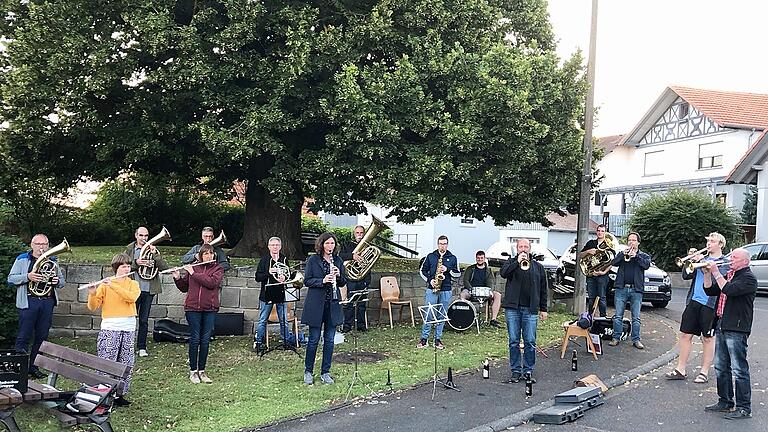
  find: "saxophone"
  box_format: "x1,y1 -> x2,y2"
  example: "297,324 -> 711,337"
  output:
431,252 -> 446,293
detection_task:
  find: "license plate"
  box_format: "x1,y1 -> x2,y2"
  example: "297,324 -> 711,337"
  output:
644,285 -> 658,292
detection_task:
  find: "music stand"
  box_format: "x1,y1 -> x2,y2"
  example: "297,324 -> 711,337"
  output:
418,304 -> 460,400
257,283 -> 301,357
340,290 -> 374,401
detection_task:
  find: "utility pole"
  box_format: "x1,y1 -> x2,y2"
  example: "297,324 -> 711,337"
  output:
573,0 -> 599,315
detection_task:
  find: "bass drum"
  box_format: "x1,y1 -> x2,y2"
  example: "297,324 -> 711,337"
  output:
447,299 -> 477,331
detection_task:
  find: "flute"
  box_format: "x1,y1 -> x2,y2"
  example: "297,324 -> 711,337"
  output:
159,260 -> 216,274
78,272 -> 136,290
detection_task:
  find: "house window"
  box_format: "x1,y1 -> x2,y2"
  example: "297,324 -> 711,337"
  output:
715,193 -> 727,205
643,150 -> 664,176
460,218 -> 476,226
698,143 -> 723,169
392,234 -> 418,255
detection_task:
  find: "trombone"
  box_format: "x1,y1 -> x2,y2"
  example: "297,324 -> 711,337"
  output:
675,247 -> 708,268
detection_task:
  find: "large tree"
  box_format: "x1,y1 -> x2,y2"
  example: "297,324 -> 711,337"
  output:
1,0 -> 586,257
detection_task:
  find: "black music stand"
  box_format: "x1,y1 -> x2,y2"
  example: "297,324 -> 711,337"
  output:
418,304 -> 460,400
257,284 -> 300,357
340,290 -> 374,401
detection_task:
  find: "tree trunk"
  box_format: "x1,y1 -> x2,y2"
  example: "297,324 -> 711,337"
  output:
229,180 -> 304,259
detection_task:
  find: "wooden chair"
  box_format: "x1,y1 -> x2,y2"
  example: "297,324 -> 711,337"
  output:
379,276 -> 415,329
339,286 -> 369,328
265,303 -> 300,348
560,298 -> 599,360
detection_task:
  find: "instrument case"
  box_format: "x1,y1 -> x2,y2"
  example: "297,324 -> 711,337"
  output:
0,351 -> 28,393
533,404 -> 585,424
591,317 -> 630,340
554,386 -> 601,403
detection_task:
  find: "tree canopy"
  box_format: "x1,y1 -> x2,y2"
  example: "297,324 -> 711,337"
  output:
1,0 -> 587,257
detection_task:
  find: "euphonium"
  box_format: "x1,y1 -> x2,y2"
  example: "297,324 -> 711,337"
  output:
344,216 -> 388,281
209,230 -> 227,247
29,238 -> 71,297
138,226 -> 171,280
578,232 -> 617,275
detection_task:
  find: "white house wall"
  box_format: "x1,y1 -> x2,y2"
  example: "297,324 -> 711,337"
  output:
592,129 -> 757,215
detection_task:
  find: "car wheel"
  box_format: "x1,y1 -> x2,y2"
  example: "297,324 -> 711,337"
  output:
651,301 -> 669,308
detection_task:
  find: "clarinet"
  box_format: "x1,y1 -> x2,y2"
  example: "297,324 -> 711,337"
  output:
329,259 -> 339,300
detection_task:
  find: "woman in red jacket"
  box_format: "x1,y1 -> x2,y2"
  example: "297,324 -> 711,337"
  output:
172,244 -> 224,384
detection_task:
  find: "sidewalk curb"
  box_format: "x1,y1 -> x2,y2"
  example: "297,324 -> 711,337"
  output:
464,313 -> 680,432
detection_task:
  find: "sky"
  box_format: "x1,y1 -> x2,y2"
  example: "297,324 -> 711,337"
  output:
548,0 -> 768,137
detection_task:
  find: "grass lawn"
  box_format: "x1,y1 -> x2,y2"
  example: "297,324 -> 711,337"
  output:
13,311 -> 570,432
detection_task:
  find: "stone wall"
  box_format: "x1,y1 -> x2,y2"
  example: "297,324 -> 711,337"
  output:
51,264 -> 508,337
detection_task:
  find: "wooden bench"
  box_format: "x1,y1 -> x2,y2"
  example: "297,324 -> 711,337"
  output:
0,341 -> 131,432
301,231 -> 319,255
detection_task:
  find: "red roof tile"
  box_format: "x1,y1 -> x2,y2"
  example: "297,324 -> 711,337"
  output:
670,86 -> 768,130
545,212 -> 598,232
596,134 -> 624,154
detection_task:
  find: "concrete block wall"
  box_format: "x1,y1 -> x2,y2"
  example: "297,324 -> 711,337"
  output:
51,265 -> 508,337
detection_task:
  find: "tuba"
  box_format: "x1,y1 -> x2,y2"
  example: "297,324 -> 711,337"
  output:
343,216 -> 389,281
29,238 -> 71,297
578,232 -> 617,275
209,230 -> 227,247
137,226 -> 172,280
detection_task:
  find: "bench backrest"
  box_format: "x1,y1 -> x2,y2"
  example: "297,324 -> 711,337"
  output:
35,341 -> 130,391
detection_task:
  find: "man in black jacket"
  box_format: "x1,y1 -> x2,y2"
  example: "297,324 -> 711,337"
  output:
499,238 -> 548,383
339,225 -> 371,332
702,248 -> 757,420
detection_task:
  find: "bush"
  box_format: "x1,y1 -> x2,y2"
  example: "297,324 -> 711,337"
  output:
0,235 -> 27,348
628,189 -> 742,271
301,214 -> 328,234
28,177 -> 246,246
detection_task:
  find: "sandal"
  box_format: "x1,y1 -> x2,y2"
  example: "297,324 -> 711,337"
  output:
665,369 -> 687,380
693,372 -> 709,383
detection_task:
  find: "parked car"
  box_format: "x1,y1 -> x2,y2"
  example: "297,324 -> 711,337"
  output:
485,241 -> 560,289
729,242 -> 768,295
556,242 -> 672,308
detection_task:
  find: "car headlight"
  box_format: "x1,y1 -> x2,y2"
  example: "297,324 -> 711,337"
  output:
644,276 -> 650,283
663,274 -> 670,285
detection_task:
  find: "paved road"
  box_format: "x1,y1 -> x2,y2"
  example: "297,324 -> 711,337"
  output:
517,287 -> 768,431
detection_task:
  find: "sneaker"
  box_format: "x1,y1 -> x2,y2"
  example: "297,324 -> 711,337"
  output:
633,341 -> 645,350
189,371 -> 201,384
138,349 -> 148,357
723,408 -> 752,420
523,372 -> 537,384
198,370 -> 212,384
489,319 -> 502,328
434,340 -> 445,350
113,397 -> 131,407
504,372 -> 522,383
320,373 -> 334,384
705,402 -> 734,412
416,339 -> 428,349
608,339 -> 620,347
304,371 -> 314,385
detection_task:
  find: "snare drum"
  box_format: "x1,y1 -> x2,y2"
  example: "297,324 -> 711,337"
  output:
470,286 -> 493,301
447,299 -> 478,331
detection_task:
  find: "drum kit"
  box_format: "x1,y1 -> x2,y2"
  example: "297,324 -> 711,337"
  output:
446,286 -> 493,333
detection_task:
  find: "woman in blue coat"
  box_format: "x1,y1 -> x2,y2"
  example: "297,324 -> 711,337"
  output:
302,232 -> 346,385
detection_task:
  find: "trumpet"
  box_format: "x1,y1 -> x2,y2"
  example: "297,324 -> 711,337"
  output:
519,252 -> 530,271
159,260 -> 217,274
688,259 -> 729,271
78,272 -> 136,290
675,247 -> 708,268
623,247 -> 636,262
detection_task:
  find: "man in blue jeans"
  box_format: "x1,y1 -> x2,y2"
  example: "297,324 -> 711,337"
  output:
703,248 -> 756,420
608,232 -> 651,349
418,236 -> 460,350
578,224 -> 611,317
499,239 -> 548,383
253,237 -> 290,355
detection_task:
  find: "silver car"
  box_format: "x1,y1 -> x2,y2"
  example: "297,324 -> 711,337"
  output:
735,242 -> 768,295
